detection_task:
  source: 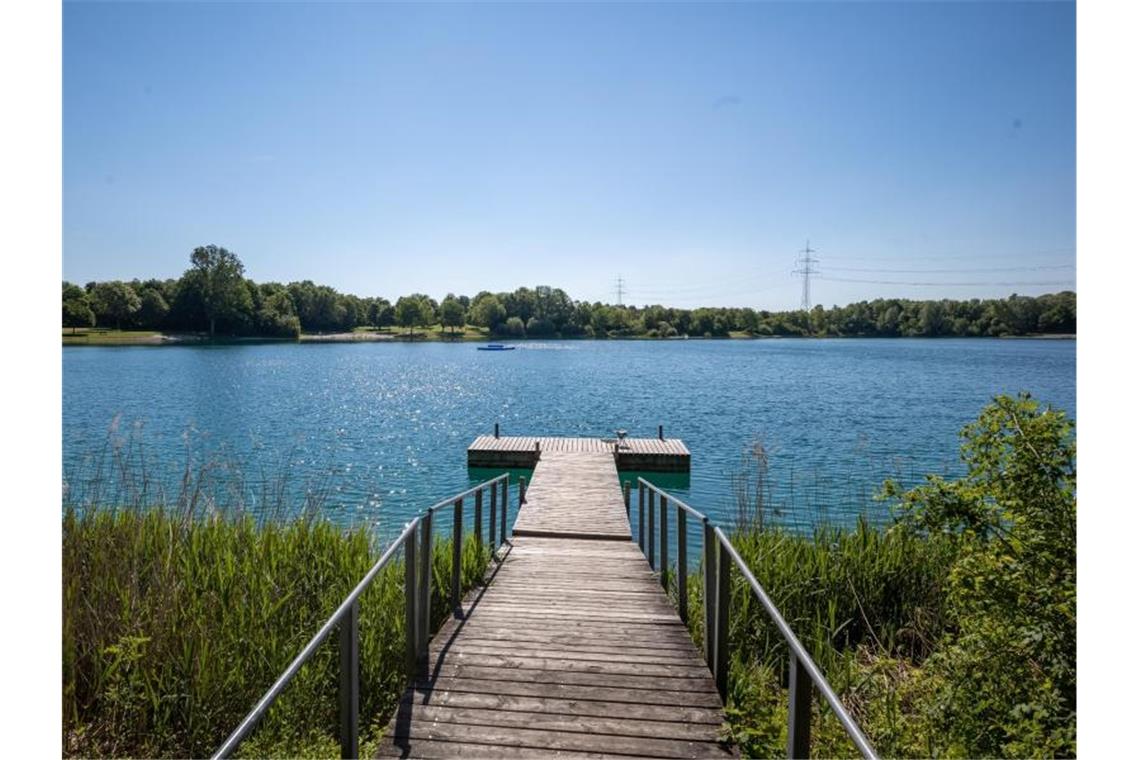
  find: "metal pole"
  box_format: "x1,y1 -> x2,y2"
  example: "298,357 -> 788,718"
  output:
787,655 -> 813,759
647,489 -> 655,568
714,537 -> 730,700
500,476 -> 507,544
623,480 -> 631,521
474,488 -> 483,551
658,424 -> 664,440
489,481 -> 497,549
451,498 -> 463,613
519,475 -> 527,504
403,530 -> 417,679
659,493 -> 669,590
637,481 -> 646,551
703,519 -> 716,670
417,512 -> 431,671
677,507 -> 688,624
494,422 -> 499,439
338,600 -> 359,760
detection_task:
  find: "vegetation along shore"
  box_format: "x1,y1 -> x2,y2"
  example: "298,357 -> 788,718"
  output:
64,245 -> 1076,344
62,393 -> 1074,758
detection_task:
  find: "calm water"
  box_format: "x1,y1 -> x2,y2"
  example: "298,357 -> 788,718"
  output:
63,339 -> 1074,538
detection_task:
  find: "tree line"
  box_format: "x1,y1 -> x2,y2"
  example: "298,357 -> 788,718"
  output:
63,245 -> 1076,339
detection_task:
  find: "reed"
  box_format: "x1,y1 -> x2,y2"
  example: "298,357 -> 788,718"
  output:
62,505 -> 490,758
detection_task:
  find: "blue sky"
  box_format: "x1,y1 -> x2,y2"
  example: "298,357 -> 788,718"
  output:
63,1 -> 1075,310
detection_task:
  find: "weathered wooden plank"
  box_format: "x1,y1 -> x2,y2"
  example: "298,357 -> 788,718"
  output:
410,675 -> 726,708
397,689 -> 726,725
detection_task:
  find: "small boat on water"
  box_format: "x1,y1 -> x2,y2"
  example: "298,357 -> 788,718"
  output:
477,343 -> 516,351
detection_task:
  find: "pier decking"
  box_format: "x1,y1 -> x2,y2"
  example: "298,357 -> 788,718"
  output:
468,435 -> 691,472
380,441 -> 733,758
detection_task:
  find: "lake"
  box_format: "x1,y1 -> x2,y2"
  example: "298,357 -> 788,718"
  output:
62,338 -> 1075,538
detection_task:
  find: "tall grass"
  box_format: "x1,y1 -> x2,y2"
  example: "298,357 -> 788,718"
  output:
62,429 -> 495,758
674,441 -> 958,758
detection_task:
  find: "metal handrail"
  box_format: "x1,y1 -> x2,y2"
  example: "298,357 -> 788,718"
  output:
635,477 -> 878,760
214,472 -> 511,759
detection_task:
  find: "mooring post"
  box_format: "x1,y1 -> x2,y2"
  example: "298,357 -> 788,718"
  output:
659,494 -> 669,590
489,481 -> 498,549
339,599 -> 359,760
677,506 -> 688,623
494,422 -> 499,439
658,424 -> 664,440
638,481 -> 646,550
417,512 -> 431,672
787,654 -> 813,759
714,537 -> 731,700
703,519 -> 716,670
451,498 -> 463,613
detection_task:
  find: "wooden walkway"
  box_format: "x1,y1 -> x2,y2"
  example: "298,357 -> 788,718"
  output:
380,448 -> 733,758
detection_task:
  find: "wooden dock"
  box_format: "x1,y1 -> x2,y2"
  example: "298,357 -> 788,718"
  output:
468,435 -> 691,473
380,442 -> 734,758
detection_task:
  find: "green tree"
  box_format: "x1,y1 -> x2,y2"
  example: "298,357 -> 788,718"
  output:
394,294 -> 435,337
439,294 -> 466,335
188,245 -> 252,336
885,394 -> 1076,757
63,296 -> 96,333
90,281 -> 142,329
136,288 -> 170,329
469,292 -> 506,330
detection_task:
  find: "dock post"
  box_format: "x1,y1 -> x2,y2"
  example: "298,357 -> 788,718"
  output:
494,422 -> 499,439
714,536 -> 730,700
660,494 -> 669,590
647,490 -> 655,568
474,488 -> 483,551
519,475 -> 527,504
339,598 -> 360,760
417,512 -> 431,672
703,519 -> 716,670
489,482 -> 498,549
451,499 -> 463,614
677,507 -> 688,624
638,482 -> 645,550
623,481 -> 631,521
658,424 -> 664,440
500,477 -> 507,544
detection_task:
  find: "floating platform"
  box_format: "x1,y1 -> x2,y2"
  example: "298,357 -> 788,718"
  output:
467,435 -> 691,473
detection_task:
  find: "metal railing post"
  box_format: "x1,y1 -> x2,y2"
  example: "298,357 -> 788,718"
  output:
338,600 -> 359,760
647,489 -> 656,568
638,481 -> 645,550
417,512 -> 431,671
489,481 -> 497,548
788,655 -> 813,759
474,488 -> 483,551
500,476 -> 507,544
519,475 -> 527,504
451,498 -> 463,613
703,519 -> 716,669
403,529 -> 417,679
659,493 -> 669,589
623,480 -> 631,521
677,506 -> 688,624
714,536 -> 731,700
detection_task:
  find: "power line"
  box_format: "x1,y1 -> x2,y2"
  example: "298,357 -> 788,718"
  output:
791,240 -> 820,310
818,276 -> 1075,287
824,264 -> 1074,275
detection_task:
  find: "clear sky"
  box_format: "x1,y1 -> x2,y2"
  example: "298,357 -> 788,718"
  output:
63,1 -> 1075,310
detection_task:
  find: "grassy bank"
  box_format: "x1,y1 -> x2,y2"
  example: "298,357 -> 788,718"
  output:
63,506 -> 492,758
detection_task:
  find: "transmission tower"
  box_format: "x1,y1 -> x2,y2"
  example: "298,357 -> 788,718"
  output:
792,241 -> 820,310
615,276 -> 625,305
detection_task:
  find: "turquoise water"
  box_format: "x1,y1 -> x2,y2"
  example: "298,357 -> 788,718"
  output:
63,338 -> 1074,538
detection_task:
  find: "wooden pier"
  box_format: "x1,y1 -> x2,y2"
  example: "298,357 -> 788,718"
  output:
380,440 -> 733,758
468,435 -> 691,473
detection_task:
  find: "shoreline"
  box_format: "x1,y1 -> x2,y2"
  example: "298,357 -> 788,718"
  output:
62,331 -> 1077,347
